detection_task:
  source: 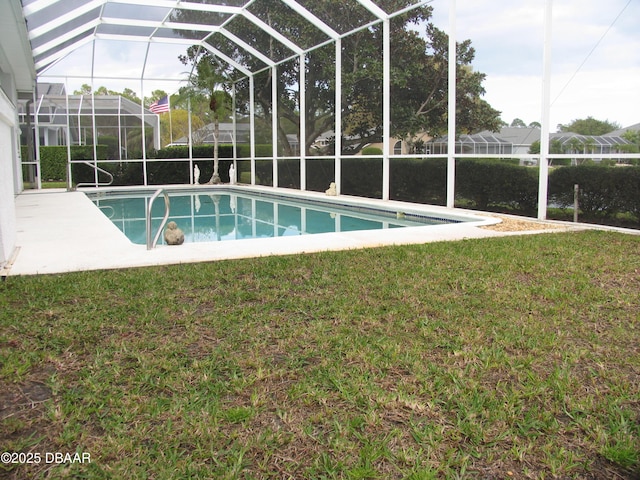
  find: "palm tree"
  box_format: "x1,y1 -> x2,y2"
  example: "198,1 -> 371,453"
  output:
180,56 -> 232,184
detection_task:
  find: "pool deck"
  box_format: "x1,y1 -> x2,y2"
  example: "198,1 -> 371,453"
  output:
7,185 -> 591,276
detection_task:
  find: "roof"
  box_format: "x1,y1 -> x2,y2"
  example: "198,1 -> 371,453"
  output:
429,132 -> 511,145
0,0 -> 36,92
550,133 -> 630,147
481,127 -> 541,146
171,122 -> 251,145
605,123 -> 640,136
20,0 -> 430,83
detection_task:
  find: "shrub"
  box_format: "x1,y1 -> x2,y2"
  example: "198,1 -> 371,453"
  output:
343,157 -> 383,198
455,159 -> 538,213
36,145 -> 109,183
390,158 -> 447,205
361,146 -> 383,156
549,165 -> 640,219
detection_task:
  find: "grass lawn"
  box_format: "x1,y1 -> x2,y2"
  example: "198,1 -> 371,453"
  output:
1,230 -> 639,479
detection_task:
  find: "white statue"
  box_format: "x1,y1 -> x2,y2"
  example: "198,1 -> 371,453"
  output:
229,163 -> 236,185
164,221 -> 184,245
194,164 -> 200,185
325,182 -> 337,196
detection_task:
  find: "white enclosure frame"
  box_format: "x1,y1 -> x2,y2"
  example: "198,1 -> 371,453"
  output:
18,0 -> 640,219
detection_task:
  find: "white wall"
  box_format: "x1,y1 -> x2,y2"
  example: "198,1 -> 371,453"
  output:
0,88 -> 17,267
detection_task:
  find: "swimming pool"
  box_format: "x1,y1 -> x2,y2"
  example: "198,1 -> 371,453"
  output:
87,187 -> 466,246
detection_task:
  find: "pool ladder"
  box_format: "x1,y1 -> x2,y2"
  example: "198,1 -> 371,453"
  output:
74,161 -> 114,189
146,188 -> 171,250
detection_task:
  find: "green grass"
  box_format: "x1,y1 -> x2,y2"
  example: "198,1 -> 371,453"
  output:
1,230 -> 639,479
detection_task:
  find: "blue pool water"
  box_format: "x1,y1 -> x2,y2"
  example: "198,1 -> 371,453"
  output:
87,189 -> 459,245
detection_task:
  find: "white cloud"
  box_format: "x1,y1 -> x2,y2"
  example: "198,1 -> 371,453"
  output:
430,0 -> 639,129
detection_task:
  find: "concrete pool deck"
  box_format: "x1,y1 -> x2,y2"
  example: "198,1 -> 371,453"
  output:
7,186 -> 587,276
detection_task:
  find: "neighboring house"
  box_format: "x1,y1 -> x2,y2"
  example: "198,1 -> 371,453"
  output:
170,123 -> 301,156
426,126 -> 632,162
364,131 -> 433,155
314,131 -> 433,156
550,132 -> 630,157
18,82 -> 160,157
428,131 -> 513,155
169,123 -> 251,147
605,123 -> 640,137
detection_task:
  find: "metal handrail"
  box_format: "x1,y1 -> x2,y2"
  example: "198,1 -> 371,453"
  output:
74,161 -> 114,188
146,189 -> 171,250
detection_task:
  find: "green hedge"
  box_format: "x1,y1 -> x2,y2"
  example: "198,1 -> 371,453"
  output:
549,165 -> 640,221
34,145 -> 109,182
28,146 -> 640,227
456,159 -> 539,213
361,146 -> 383,156
34,144 -> 273,185
391,158 -> 447,205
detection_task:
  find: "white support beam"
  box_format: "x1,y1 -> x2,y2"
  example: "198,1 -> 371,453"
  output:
354,0 -> 388,20
22,0 -> 67,17
280,0 -> 340,40
242,11 -> 304,56
382,18 -> 390,201
334,38 -> 342,194
200,44 -> 252,77
272,65 -> 278,188
538,0 -> 553,220
31,19 -> 99,57
299,53 -> 306,190
219,30 -> 275,67
27,0 -> 104,40
446,0 -> 456,208
249,75 -> 256,185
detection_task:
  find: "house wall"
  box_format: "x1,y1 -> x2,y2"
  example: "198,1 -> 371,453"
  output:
0,87 -> 18,267
0,0 -> 35,269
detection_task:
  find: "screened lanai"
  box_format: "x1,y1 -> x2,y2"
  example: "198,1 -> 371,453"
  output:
21,0 -> 436,193
428,133 -> 512,156
18,0 -> 640,220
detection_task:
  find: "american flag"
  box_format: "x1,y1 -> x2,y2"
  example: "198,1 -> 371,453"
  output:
149,95 -> 169,114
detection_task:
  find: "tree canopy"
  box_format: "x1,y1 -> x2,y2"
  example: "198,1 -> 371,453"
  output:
72,84 -> 170,110
177,1 -> 501,155
557,117 -> 621,136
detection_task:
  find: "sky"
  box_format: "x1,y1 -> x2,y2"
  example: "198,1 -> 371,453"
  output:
429,0 -> 640,131
39,0 -> 640,133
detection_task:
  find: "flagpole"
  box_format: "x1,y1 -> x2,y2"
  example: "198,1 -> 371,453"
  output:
168,94 -> 173,146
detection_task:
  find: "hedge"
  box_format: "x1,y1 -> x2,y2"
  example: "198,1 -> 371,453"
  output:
548,165 -> 640,220
456,159 -> 539,213
28,146 -> 640,227
32,145 -> 109,182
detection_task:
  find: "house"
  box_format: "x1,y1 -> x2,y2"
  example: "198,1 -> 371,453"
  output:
427,131 -> 514,155
169,123 -> 250,147
1,0 -> 35,271
426,126 -> 632,162
18,83 -> 160,158
604,123 -> 640,137
170,122 -> 301,155
363,131 -> 433,155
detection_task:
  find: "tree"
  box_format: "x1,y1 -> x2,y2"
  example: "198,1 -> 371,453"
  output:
558,117 -> 621,136
159,109 -> 205,148
178,55 -> 232,184
144,90 -> 169,109
75,85 -> 142,105
510,118 -> 526,128
176,1 -> 501,155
